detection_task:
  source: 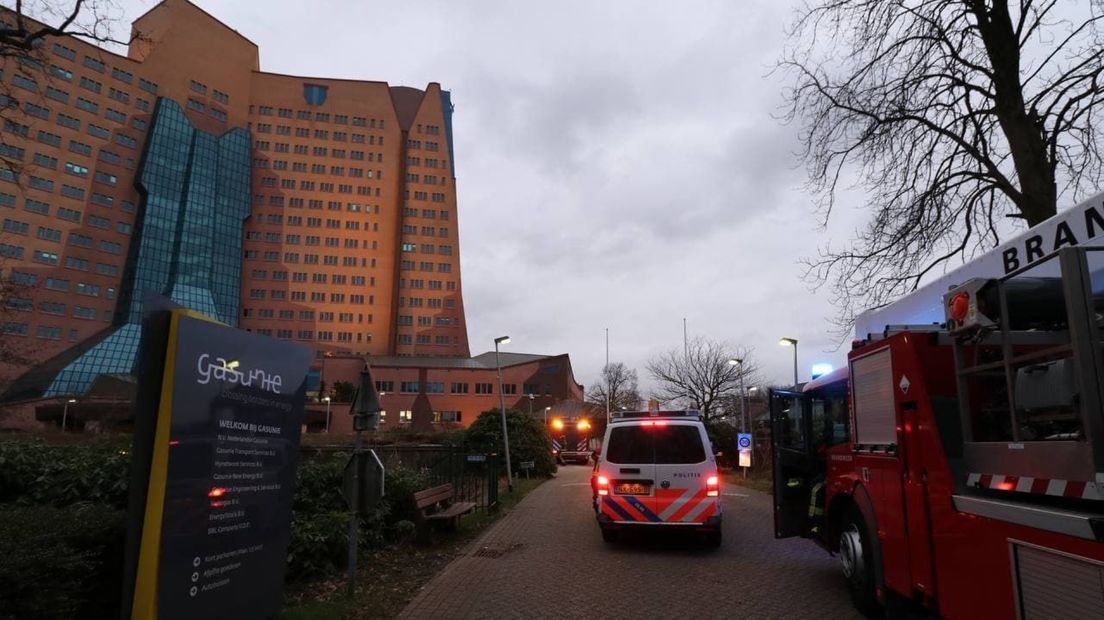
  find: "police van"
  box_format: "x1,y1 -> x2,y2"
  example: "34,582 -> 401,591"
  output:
592,410 -> 722,546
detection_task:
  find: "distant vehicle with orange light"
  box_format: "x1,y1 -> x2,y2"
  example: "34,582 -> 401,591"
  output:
549,416 -> 593,465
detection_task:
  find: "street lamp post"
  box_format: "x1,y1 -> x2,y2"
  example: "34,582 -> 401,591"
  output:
779,337 -> 799,389
728,359 -> 749,434
527,393 -> 534,416
494,335 -> 514,492
323,396 -> 332,433
544,406 -> 551,424
61,398 -> 76,432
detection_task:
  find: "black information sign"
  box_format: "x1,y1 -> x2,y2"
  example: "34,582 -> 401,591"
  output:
128,311 -> 309,620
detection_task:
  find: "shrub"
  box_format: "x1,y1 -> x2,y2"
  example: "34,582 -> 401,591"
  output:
293,451 -> 348,514
0,502 -> 125,620
465,410 -> 557,478
0,440 -> 130,509
286,510 -> 349,582
374,426 -> 465,446
378,466 -> 430,525
704,420 -> 738,468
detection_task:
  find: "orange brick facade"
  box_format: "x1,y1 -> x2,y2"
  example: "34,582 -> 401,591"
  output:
316,353 -> 586,431
0,0 -> 469,397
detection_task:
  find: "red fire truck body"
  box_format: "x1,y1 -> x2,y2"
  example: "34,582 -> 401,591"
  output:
772,193 -> 1104,618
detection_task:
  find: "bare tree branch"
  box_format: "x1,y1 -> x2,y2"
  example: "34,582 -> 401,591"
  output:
645,337 -> 760,423
780,0 -> 1104,336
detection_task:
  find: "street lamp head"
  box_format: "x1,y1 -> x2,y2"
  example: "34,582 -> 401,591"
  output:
322,396 -> 331,402
748,386 -> 759,393
494,335 -> 511,345
528,393 -> 534,400
728,358 -> 742,366
779,337 -> 797,347
544,406 -> 551,411
67,398 -> 77,403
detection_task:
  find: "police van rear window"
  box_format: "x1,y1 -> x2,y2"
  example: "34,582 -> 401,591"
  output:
606,426 -> 652,463
606,425 -> 705,464
656,426 -> 706,464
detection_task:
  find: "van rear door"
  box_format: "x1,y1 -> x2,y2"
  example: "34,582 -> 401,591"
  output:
652,422 -> 715,523
602,424 -> 658,522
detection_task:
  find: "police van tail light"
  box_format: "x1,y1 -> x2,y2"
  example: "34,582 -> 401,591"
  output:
706,475 -> 719,497
597,475 -> 609,496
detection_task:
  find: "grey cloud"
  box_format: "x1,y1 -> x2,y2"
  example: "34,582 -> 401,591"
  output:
115,0 -> 873,390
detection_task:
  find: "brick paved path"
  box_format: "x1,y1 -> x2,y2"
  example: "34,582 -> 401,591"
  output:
398,465 -> 862,619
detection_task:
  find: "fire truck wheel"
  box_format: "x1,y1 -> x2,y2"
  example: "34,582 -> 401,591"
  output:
839,509 -> 878,615
601,527 -> 618,543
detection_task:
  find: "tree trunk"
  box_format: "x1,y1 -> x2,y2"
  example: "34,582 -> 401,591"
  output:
973,0 -> 1058,227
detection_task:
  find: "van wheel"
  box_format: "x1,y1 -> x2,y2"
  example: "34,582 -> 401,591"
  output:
601,527 -> 618,543
704,529 -> 722,548
839,508 -> 878,615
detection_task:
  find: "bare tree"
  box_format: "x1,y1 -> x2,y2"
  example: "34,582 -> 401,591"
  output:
0,257 -> 35,370
781,1 -> 1104,332
646,337 -> 759,422
1,1 -> 130,55
0,2 -> 134,173
585,362 -> 643,416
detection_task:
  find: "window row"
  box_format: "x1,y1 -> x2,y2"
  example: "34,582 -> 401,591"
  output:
252,107 -> 385,129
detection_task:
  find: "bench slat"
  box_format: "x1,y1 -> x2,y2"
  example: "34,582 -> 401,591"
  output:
413,484 -> 454,508
425,502 -> 476,520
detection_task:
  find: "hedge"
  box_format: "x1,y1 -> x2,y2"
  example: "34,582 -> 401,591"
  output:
0,503 -> 126,620
0,440 -> 439,614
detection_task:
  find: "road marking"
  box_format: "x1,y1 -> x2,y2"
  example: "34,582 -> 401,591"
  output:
560,482 -> 590,487
723,492 -> 749,497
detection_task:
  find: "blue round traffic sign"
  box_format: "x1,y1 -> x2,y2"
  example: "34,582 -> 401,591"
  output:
738,436 -> 752,448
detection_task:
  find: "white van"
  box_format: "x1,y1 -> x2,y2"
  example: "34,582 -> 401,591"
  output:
592,410 -> 722,546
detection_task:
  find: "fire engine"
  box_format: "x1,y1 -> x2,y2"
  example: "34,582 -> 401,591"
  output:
770,192 -> 1104,618
550,417 -> 593,464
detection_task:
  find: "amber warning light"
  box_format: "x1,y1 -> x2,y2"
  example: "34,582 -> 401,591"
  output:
949,291 -> 970,323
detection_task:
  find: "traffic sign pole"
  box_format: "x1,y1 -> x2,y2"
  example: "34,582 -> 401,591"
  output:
738,433 -> 753,478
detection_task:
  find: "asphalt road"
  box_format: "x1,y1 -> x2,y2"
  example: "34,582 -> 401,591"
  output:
399,465 -> 864,619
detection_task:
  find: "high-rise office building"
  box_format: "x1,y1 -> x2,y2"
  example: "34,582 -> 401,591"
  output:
0,0 -> 470,400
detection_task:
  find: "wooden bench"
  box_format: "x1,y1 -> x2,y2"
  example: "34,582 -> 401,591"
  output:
413,483 -> 476,531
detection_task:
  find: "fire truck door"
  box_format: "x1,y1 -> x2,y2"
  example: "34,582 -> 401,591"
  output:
770,389 -> 817,538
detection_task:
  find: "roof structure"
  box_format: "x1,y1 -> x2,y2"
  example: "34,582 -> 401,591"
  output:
366,352 -> 564,370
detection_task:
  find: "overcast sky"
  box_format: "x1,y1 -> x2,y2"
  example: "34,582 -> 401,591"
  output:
109,0 -> 877,392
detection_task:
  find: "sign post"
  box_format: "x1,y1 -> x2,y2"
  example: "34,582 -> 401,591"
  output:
519,460 -> 535,479
738,433 -> 753,478
346,364 -> 382,597
123,309 -> 310,620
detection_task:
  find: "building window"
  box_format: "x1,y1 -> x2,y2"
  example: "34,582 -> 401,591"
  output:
398,410 -> 413,424
303,83 -> 328,105
434,411 -> 461,424
450,382 -> 469,394
82,55 -> 106,73
475,383 -> 493,395
52,43 -> 76,60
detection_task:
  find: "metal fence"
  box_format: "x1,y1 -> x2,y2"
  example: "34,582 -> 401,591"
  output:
368,444 -> 502,511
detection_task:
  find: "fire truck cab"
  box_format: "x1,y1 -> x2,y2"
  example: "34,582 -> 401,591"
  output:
550,417 -> 593,465
771,193 -> 1104,618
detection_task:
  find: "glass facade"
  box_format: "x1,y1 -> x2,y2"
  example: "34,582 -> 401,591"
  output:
440,90 -> 456,176
44,99 -> 251,396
